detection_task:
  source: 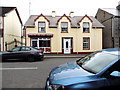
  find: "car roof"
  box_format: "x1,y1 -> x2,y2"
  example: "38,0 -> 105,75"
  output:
102,48 -> 120,56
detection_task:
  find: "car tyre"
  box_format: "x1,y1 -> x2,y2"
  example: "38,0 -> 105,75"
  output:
40,57 -> 44,61
27,55 -> 35,62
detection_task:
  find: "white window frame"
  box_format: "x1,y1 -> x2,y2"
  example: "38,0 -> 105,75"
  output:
61,22 -> 68,32
38,22 -> 45,32
83,37 -> 90,50
31,39 -> 38,48
83,22 -> 90,33
31,38 -> 50,48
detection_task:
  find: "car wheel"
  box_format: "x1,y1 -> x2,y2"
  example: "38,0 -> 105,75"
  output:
27,55 -> 35,62
40,57 -> 44,61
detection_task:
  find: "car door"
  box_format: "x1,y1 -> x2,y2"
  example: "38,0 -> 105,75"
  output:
5,47 -> 21,60
20,47 -> 31,58
104,60 -> 120,89
109,71 -> 120,89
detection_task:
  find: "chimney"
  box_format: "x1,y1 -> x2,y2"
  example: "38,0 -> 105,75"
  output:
52,11 -> 56,17
117,1 -> 120,10
69,11 -> 74,18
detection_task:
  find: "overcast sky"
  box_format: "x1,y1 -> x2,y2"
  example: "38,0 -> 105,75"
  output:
0,0 -> 120,24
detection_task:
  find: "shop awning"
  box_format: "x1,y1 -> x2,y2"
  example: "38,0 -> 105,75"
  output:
28,33 -> 53,37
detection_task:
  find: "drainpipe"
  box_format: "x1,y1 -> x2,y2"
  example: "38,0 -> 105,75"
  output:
112,16 -> 115,37
76,26 -> 79,54
112,16 -> 115,48
94,27 -> 96,51
101,16 -> 114,48
22,26 -> 27,46
2,16 -> 4,51
21,24 -> 23,46
0,17 -> 2,51
25,26 -> 27,46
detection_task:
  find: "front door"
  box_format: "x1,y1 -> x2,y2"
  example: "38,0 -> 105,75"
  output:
63,39 -> 71,54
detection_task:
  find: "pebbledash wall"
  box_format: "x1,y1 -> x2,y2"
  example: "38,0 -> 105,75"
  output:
24,12 -> 104,54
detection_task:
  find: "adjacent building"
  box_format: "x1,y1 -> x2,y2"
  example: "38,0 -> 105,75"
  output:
24,12 -> 104,54
95,3 -> 120,48
0,7 -> 23,51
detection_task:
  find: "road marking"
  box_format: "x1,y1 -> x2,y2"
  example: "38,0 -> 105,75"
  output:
0,67 -> 38,70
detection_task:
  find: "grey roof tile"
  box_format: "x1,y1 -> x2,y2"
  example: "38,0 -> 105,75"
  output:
25,15 -> 104,28
0,6 -> 22,25
0,7 -> 16,16
100,8 -> 120,16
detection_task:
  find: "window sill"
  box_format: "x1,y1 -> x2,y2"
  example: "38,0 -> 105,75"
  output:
61,32 -> 68,33
83,49 -> 90,50
38,31 -> 46,33
83,32 -> 90,33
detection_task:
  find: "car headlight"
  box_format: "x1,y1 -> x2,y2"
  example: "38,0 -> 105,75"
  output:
50,84 -> 65,90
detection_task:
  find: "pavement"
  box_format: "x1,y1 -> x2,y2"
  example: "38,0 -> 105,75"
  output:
44,54 -> 88,58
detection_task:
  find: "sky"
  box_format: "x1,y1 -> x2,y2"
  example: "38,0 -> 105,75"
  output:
0,0 -> 120,24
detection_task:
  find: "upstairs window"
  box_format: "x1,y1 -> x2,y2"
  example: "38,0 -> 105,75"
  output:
61,22 -> 68,33
38,22 -> 45,32
83,22 -> 90,33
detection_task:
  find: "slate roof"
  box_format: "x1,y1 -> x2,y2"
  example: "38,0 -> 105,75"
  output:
25,15 -> 104,28
0,7 -> 16,16
0,6 -> 23,25
100,8 -> 120,16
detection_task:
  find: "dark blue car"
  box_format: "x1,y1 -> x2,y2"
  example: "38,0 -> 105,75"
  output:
45,48 -> 120,90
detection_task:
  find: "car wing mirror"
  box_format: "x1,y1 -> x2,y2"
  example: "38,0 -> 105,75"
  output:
76,57 -> 84,62
110,71 -> 120,77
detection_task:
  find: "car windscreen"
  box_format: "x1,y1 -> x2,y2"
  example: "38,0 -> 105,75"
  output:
77,51 -> 119,74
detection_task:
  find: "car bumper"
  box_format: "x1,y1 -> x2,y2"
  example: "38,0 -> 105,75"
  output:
45,78 -> 51,90
35,54 -> 44,60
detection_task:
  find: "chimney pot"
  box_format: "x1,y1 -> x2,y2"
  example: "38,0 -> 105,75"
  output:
117,1 -> 120,10
52,11 -> 56,17
69,11 -> 74,18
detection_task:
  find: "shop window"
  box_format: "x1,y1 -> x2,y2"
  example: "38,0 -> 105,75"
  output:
39,40 -> 50,47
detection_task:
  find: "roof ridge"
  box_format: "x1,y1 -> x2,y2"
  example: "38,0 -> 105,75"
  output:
29,14 -> 95,18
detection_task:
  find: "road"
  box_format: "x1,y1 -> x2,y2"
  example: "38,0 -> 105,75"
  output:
1,57 -> 79,89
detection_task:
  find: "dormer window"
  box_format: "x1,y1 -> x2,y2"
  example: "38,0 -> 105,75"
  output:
61,22 -> 68,33
83,22 -> 89,33
38,22 -> 45,32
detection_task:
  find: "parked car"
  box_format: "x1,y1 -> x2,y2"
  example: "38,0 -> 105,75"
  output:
45,48 -> 120,90
0,46 -> 44,62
